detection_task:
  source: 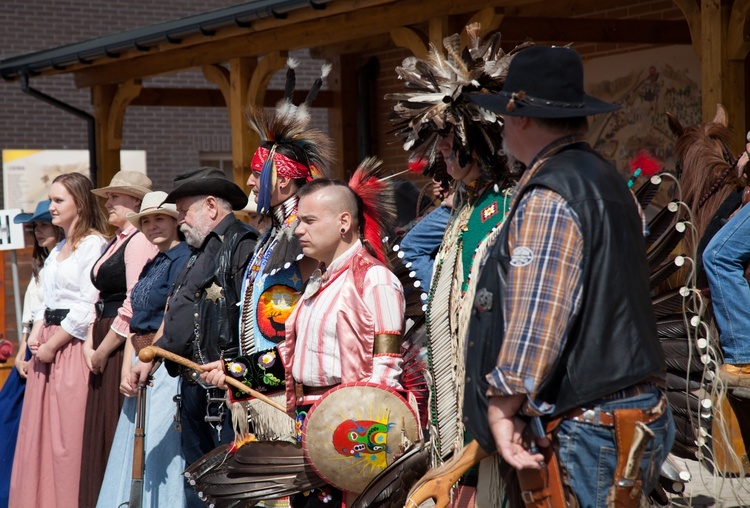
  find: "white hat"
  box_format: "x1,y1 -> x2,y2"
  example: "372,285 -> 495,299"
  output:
126,191 -> 178,231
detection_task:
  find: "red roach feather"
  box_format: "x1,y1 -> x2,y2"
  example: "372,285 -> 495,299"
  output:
408,158 -> 427,174
348,157 -> 396,263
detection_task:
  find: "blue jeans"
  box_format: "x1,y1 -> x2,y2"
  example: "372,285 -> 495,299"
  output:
400,205 -> 452,292
180,380 -> 234,507
556,389 -> 675,508
703,203 -> 750,364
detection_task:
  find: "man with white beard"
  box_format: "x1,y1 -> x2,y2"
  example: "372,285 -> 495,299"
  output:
130,167 -> 257,508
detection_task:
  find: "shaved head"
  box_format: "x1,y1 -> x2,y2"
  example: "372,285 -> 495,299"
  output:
296,178 -> 362,265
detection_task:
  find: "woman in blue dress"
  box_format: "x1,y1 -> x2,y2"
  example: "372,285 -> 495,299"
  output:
0,200 -> 63,508
97,191 -> 191,507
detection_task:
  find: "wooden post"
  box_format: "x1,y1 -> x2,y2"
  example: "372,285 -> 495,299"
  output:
429,17 -> 449,53
92,84 -> 121,188
229,57 -> 255,187
107,80 -> 142,151
328,54 -> 359,180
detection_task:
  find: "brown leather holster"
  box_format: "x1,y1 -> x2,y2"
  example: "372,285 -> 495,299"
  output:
516,418 -> 569,508
605,409 -> 655,508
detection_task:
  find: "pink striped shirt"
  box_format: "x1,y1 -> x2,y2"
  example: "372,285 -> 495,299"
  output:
292,242 -> 405,387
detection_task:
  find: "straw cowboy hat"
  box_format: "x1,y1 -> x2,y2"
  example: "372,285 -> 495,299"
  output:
91,170 -> 153,199
126,191 -> 179,231
163,166 -> 249,210
469,45 -> 619,118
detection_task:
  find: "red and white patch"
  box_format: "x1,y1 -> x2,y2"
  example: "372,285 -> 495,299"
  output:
480,202 -> 499,222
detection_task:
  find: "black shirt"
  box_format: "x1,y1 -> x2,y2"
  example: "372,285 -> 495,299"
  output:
156,214 -> 257,358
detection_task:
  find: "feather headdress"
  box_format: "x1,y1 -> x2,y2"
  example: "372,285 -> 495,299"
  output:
387,23 -> 532,180
246,58 -> 335,216
348,157 -> 397,264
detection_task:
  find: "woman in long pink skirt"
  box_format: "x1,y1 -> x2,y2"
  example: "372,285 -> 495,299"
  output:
9,172 -> 108,508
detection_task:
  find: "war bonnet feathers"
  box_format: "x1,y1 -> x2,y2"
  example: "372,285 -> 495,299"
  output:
387,23 -> 531,179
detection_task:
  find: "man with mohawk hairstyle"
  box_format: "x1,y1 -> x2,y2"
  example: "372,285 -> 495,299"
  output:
189,159 -> 406,508
387,23 -> 526,506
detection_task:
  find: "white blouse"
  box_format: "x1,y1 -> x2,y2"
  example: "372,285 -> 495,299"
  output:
21,274 -> 44,333
34,234 -> 107,340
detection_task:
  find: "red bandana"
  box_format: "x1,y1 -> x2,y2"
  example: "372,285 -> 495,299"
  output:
251,146 -> 310,180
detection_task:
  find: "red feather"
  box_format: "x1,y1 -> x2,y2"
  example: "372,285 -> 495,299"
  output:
348,158 -> 396,264
629,150 -> 662,177
408,158 -> 427,174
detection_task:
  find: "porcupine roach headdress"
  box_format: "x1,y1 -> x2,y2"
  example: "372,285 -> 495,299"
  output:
348,157 -> 397,264
246,58 -> 335,217
387,23 -> 531,180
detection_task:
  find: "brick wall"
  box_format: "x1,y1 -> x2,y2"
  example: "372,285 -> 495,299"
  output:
0,0 -> 330,196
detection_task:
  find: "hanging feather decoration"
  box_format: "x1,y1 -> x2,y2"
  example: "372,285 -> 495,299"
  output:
305,63 -> 332,106
284,57 -> 298,101
256,145 -> 277,216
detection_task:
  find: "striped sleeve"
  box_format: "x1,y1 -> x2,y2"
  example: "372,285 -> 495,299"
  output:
363,266 -> 405,335
364,265 -> 405,388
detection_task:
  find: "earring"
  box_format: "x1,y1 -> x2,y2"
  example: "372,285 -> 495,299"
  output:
340,227 -> 346,234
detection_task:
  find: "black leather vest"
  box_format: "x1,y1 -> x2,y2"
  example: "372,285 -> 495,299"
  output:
191,219 -> 256,363
464,145 -> 665,453
91,233 -> 137,304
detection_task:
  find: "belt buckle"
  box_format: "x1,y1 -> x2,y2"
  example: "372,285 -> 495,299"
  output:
95,300 -> 105,320
581,408 -> 596,423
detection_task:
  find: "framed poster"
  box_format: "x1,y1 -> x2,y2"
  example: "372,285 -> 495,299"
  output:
2,149 -> 146,214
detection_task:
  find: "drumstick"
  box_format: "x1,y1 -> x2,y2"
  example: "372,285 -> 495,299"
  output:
138,345 -> 287,413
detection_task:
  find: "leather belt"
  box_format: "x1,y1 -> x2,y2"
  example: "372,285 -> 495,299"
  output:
564,393 -> 667,427
95,299 -> 123,320
44,308 -> 70,327
132,332 -> 156,354
294,382 -> 336,399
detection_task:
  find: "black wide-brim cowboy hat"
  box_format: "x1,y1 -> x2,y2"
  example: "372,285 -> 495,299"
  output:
164,166 -> 249,210
469,45 -> 619,118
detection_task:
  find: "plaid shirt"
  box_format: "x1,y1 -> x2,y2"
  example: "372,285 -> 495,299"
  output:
486,136 -> 648,410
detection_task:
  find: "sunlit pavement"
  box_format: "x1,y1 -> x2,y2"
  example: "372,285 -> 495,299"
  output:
669,459 -> 750,507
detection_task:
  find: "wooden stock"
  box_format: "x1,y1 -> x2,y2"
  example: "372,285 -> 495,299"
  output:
405,440 -> 492,508
138,345 -> 287,413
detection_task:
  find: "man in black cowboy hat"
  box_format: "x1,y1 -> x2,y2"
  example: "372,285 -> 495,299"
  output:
130,167 -> 257,507
464,46 -> 674,507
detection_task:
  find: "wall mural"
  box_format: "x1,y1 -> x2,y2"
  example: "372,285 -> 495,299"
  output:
584,45 -> 702,180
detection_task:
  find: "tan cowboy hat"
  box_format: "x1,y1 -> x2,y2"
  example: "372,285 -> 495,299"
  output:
91,170 -> 153,200
126,191 -> 179,231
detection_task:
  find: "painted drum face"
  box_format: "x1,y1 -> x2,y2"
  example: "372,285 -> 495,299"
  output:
302,382 -> 421,493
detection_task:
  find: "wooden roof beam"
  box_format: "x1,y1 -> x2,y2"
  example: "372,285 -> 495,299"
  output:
71,0 -> 546,88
